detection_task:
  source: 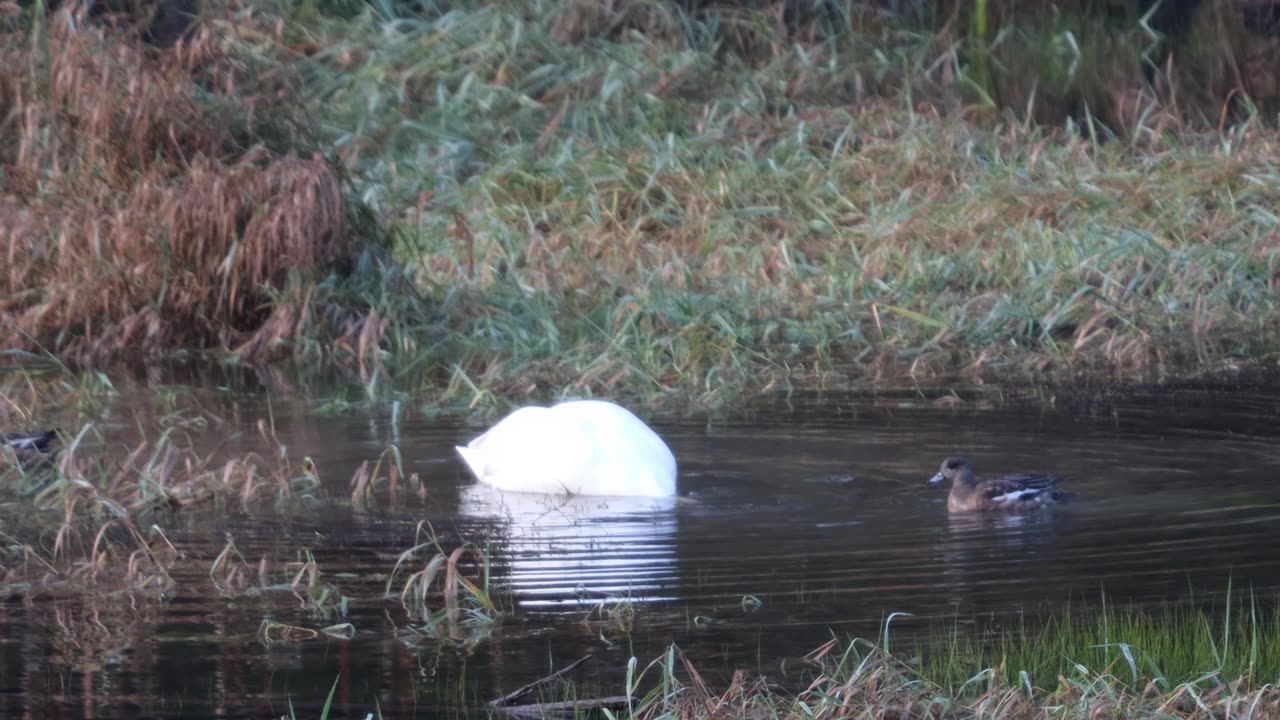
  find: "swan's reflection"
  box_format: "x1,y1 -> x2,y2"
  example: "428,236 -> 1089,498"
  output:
457,484 -> 679,609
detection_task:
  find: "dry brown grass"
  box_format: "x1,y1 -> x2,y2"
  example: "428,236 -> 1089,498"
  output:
545,0 -> 1280,132
625,640 -> 1280,720
0,6 -> 350,364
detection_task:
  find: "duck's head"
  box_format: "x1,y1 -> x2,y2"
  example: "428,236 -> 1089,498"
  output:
929,456 -> 974,486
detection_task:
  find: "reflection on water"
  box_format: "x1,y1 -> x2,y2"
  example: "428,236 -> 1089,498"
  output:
456,485 -> 679,607
3,376 -> 1280,717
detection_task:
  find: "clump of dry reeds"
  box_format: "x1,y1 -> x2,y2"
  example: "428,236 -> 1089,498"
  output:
0,368 -> 333,595
387,521 -> 498,645
0,5 -> 350,364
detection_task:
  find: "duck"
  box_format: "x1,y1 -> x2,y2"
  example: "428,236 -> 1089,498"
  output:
1,429 -> 61,469
928,456 -> 1068,512
455,399 -> 676,498
1,430 -> 59,453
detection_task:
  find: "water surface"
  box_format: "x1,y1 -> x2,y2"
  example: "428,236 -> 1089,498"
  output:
4,378 -> 1280,718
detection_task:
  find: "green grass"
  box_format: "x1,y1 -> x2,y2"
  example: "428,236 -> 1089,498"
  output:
386,521 -> 500,645
920,593 -> 1280,692
6,0 -> 1280,413
204,0 -> 1280,411
602,592 -> 1280,719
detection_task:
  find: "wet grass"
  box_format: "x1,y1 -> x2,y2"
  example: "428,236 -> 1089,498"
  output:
921,591 -> 1280,693
0,366 -> 507,719
387,521 -> 500,646
0,371 -> 432,616
349,443 -> 427,507
600,594 -> 1280,719
0,394 -> 324,594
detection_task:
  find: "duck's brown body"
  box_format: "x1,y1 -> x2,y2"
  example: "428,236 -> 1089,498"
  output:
929,456 -> 1069,512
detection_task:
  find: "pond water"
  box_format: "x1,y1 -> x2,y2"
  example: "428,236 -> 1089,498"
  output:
4,377 -> 1280,718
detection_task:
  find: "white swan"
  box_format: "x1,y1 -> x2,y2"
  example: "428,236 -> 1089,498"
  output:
455,399 -> 677,497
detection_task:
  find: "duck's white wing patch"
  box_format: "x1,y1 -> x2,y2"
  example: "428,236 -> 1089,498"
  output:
989,487 -> 1046,504
2,433 -> 46,450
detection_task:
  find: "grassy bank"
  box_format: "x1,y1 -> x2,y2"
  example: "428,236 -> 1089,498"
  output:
261,0 -> 1280,408
4,1 -> 1280,410
579,597 -> 1280,720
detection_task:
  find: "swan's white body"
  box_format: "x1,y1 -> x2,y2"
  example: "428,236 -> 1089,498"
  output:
455,400 -> 677,497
